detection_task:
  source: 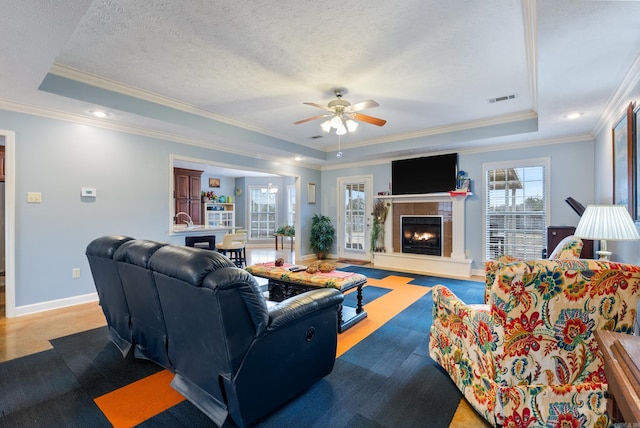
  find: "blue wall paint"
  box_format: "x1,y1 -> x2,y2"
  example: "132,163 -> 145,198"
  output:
0,106 -> 602,309
594,78 -> 640,265
1,109 -> 321,308
322,140 -> 595,271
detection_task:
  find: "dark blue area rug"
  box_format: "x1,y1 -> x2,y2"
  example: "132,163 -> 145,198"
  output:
0,267 -> 485,427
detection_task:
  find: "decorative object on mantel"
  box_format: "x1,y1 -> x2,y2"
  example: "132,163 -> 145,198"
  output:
371,199 -> 390,252
574,204 -> 640,260
455,170 -> 471,192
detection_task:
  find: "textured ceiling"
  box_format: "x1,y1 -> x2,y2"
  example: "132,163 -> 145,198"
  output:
1,0 -> 640,168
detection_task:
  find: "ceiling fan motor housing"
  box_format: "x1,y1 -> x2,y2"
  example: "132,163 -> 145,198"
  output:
328,99 -> 350,109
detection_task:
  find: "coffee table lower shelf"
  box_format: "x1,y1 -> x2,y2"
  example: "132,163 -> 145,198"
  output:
268,278 -> 367,333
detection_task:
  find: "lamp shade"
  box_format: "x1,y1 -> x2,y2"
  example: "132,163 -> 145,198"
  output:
574,205 -> 640,241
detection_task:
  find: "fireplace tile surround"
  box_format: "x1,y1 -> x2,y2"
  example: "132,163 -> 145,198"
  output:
373,192 -> 473,278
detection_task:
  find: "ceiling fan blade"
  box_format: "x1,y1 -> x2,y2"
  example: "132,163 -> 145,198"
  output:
352,113 -> 386,126
347,100 -> 379,113
293,114 -> 330,125
303,102 -> 333,112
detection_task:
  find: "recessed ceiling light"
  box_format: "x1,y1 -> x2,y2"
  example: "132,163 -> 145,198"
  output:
90,110 -> 110,118
294,156 -> 302,161
563,112 -> 583,120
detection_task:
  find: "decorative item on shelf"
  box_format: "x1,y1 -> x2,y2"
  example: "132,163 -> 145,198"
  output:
370,199 -> 390,252
218,195 -> 226,203
309,214 -> 335,259
455,171 -> 470,192
201,190 -> 217,202
574,204 -> 640,260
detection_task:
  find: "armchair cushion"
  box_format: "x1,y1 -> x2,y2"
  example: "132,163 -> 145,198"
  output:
548,234 -> 583,260
430,259 -> 640,426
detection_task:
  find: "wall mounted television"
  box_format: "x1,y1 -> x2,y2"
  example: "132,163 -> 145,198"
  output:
391,153 -> 458,195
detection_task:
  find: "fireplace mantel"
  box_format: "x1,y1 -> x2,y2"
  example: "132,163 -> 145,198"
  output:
373,192 -> 473,277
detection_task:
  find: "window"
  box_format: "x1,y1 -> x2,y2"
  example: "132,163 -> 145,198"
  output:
343,182 -> 366,251
287,185 -> 296,227
249,186 -> 277,239
484,159 -> 549,260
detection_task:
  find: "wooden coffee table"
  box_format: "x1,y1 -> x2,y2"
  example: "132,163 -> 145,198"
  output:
246,262 -> 367,333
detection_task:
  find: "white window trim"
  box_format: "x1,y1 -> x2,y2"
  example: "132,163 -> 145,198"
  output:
482,157 -> 551,262
248,185 -> 278,239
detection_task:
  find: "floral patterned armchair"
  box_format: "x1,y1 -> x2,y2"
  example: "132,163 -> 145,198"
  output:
429,259 -> 640,427
484,235 -> 584,304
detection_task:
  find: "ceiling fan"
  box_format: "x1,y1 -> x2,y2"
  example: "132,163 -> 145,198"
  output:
293,89 -> 386,135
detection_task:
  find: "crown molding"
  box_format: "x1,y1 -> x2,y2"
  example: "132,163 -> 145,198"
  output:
0,98 -> 321,171
321,133 -> 593,172
522,0 -> 538,112
48,64 -> 322,150
328,110 -> 538,152
592,52 -> 640,136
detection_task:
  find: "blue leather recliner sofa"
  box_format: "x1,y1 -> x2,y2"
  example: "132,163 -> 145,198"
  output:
86,236 -> 344,427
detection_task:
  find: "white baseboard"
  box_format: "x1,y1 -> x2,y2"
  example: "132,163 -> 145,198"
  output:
13,292 -> 99,317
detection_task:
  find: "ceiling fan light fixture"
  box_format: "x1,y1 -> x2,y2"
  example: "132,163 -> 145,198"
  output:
320,120 -> 332,132
330,116 -> 343,129
294,88 -> 386,135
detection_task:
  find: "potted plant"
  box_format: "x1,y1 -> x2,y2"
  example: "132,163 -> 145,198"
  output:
371,199 -> 390,252
275,225 -> 295,237
310,214 -> 335,259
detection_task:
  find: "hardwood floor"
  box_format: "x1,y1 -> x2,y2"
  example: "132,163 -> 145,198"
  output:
0,247 -> 489,427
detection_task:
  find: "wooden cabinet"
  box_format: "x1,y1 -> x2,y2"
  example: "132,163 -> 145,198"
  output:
547,226 -> 593,259
203,203 -> 235,228
174,168 -> 203,225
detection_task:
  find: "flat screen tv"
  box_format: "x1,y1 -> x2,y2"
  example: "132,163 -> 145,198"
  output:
392,153 -> 458,195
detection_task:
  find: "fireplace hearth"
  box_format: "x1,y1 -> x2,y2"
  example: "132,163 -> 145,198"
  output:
401,215 -> 443,256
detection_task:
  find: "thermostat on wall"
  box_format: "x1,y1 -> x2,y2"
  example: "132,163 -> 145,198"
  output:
81,187 -> 97,197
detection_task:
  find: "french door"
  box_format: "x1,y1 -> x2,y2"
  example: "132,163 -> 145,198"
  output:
337,175 -> 373,262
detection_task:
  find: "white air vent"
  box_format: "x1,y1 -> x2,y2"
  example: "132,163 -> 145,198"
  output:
487,94 -> 518,104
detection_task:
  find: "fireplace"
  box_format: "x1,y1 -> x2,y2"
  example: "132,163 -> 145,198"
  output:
401,215 -> 443,256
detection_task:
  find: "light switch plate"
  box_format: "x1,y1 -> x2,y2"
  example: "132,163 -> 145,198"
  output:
27,192 -> 42,203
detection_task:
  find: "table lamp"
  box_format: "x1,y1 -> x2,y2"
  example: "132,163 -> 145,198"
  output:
574,205 -> 640,260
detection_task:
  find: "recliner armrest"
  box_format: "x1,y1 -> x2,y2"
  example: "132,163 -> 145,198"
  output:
268,288 -> 343,330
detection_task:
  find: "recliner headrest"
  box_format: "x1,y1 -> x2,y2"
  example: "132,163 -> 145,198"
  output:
86,235 -> 135,259
149,245 -> 235,285
113,239 -> 166,268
